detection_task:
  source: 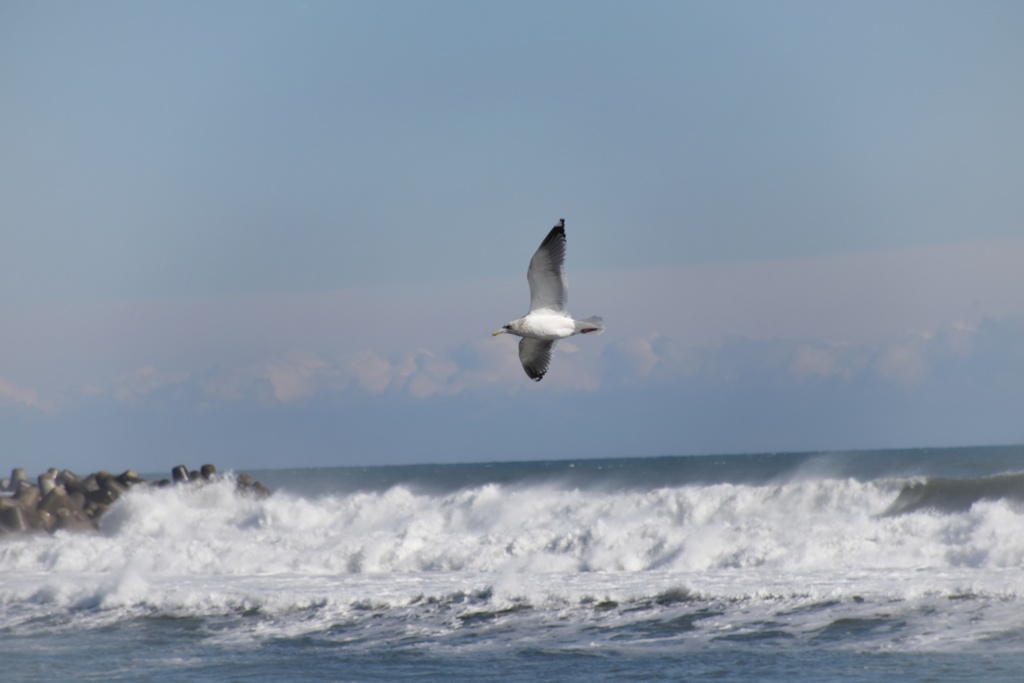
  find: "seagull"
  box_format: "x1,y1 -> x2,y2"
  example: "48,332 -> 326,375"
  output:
493,219 -> 604,381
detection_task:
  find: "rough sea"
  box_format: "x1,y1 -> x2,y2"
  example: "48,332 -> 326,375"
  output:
4,445 -> 1024,682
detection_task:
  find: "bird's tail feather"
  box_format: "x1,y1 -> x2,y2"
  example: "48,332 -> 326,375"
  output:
575,316 -> 605,335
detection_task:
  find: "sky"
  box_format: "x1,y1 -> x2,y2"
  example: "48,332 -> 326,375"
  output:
2,0 -> 1023,475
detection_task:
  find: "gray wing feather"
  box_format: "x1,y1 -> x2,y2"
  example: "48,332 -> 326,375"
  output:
518,338 -> 556,382
527,219 -> 567,313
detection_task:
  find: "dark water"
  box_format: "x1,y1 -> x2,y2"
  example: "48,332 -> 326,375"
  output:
253,444 -> 1024,495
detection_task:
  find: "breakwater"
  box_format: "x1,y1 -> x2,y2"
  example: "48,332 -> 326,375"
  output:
0,464 -> 270,535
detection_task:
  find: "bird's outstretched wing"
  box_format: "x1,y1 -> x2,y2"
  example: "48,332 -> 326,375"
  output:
526,219 -> 567,314
518,338 -> 555,381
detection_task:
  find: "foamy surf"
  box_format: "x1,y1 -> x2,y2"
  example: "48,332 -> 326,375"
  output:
3,448 -> 1024,681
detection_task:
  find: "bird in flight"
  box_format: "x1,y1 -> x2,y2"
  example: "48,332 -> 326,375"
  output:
493,219 -> 604,381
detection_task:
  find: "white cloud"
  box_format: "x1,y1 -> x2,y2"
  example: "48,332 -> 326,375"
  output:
111,365 -> 190,403
265,352 -> 331,402
2,316 -> 1022,472
619,337 -> 661,376
200,367 -> 254,403
790,344 -> 842,380
346,350 -> 396,394
0,376 -> 56,414
599,323 -> 1007,392
4,317 -> 1017,418
871,343 -> 931,386
3,239 -> 1023,417
940,320 -> 975,355
539,341 -> 603,392
789,343 -> 869,382
405,350 -> 460,398
341,342 -> 537,396
196,351 -> 349,405
601,335 -> 703,387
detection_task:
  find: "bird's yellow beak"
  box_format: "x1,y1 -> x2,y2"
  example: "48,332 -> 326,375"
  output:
492,329 -> 505,336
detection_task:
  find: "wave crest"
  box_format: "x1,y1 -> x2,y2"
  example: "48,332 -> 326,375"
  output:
4,475 -> 1022,579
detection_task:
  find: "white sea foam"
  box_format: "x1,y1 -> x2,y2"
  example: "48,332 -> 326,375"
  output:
3,476 -> 1023,578
3,473 -> 1024,652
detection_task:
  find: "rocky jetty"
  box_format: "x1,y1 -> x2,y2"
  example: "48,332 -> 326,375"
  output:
0,464 -> 270,536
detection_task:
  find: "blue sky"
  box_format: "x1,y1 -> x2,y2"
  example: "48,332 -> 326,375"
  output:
2,1 -> 1023,474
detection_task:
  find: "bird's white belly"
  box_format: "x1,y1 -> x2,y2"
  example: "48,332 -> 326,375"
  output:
521,312 -> 576,340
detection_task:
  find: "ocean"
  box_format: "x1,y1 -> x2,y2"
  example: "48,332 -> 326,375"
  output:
3,445 -> 1024,682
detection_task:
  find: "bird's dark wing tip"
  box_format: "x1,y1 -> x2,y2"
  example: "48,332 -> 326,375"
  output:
519,338 -> 554,381
541,220 -> 566,249
524,362 -> 547,381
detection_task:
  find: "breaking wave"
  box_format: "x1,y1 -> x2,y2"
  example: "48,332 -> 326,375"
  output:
3,473 -> 1024,578
4,461 -> 1024,654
